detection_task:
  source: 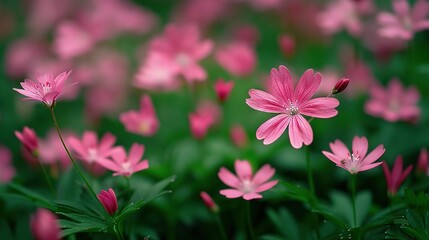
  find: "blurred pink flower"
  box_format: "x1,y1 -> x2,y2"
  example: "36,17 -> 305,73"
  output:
39,130 -> 72,171
365,79 -> 420,122
0,145 -> 15,183
377,0 -> 429,41
322,136 -> 385,174
200,191 -> 219,213
246,65 -> 340,148
53,21 -> 95,59
134,52 -> 181,91
232,25 -> 260,47
248,0 -> 283,10
417,148 -> 428,175
15,126 -> 39,157
316,69 -> 341,96
173,0 -> 231,27
278,34 -> 296,58
97,143 -> 149,177
14,70 -> 73,107
120,95 -> 159,136
382,156 -> 413,196
68,131 -> 119,176
218,159 -> 278,200
214,79 -> 234,103
97,188 -> 118,215
215,42 -> 256,77
318,0 -> 366,36
30,208 -> 61,240
230,124 -> 248,148
5,39 -> 48,78
27,0 -> 75,34
343,56 -> 377,96
149,23 -> 213,82
189,100 -> 221,140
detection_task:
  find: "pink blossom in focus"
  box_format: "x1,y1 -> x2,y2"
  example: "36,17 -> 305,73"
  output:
214,79 -> 234,103
97,144 -> 149,177
97,188 -> 118,215
149,23 -> 213,82
322,136 -> 385,174
68,131 -> 119,176
120,95 -> 159,136
218,159 -> 278,200
365,79 -> 420,122
30,208 -> 61,240
278,34 -> 296,58
0,145 -> 15,183
377,0 -> 429,41
13,70 -> 73,107
382,156 -> 413,196
230,124 -> 248,148
5,39 -> 48,78
246,65 -> 340,148
215,42 -> 256,77
417,148 -> 428,175
134,52 -> 181,91
53,21 -> 95,59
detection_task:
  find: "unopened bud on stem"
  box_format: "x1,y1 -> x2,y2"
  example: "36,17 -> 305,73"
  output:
331,78 -> 350,95
200,191 -> 219,213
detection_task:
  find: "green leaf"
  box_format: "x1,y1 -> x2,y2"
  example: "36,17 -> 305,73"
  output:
266,207 -> 299,240
5,183 -> 54,210
57,168 -> 81,201
0,219 -> 14,240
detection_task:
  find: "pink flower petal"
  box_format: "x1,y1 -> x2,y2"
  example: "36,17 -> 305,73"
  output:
270,65 -> 294,102
288,115 -> 313,149
220,189 -> 244,198
246,89 -> 285,113
256,114 -> 290,145
255,180 -> 278,192
299,97 -> 339,118
295,69 -> 321,103
218,167 -> 241,188
252,164 -> 275,185
243,192 -> 263,200
361,145 -> 385,165
235,160 -> 253,180
352,136 -> 368,158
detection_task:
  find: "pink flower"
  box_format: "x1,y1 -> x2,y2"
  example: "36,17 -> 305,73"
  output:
15,126 -> 39,157
214,79 -> 234,103
382,156 -> 413,196
377,0 -> 429,41
230,124 -> 248,148
97,143 -> 149,177
134,52 -> 181,91
417,148 -> 428,175
13,70 -> 72,107
364,79 -> 420,122
0,145 -> 15,183
200,191 -> 219,213
218,159 -> 278,200
5,39 -> 47,78
39,129 -> 72,171
246,65 -> 340,148
149,23 -> 213,82
278,34 -> 296,58
97,188 -> 118,215
189,101 -> 220,140
215,42 -> 256,77
30,208 -> 61,240
322,136 -> 385,174
119,95 -> 159,136
68,131 -> 119,176
53,21 -> 95,59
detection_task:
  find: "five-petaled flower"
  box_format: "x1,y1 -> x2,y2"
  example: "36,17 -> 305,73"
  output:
382,156 -> 413,196
97,143 -> 149,177
218,159 -> 278,200
97,188 -> 118,216
13,70 -> 72,107
246,65 -> 339,148
322,136 -> 385,174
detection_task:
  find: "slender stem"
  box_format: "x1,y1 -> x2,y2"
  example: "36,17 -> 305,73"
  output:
350,174 -> 357,228
245,201 -> 256,240
214,214 -> 228,240
49,107 -> 98,201
37,159 -> 55,196
306,147 -> 315,196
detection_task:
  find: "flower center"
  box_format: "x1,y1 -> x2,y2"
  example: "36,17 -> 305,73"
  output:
388,99 -> 401,113
287,102 -> 299,116
241,179 -> 254,194
349,153 -> 361,174
41,82 -> 53,95
122,162 -> 131,171
87,148 -> 98,163
175,53 -> 190,67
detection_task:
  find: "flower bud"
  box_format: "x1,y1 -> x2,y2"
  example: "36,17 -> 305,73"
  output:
97,188 -> 118,215
214,79 -> 234,103
200,191 -> 219,213
30,208 -> 61,240
331,78 -> 350,94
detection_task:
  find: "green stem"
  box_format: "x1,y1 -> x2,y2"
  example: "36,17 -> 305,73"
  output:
214,214 -> 228,240
37,159 -> 55,196
49,107 -> 98,201
245,201 -> 256,240
306,147 -> 315,196
350,174 -> 357,228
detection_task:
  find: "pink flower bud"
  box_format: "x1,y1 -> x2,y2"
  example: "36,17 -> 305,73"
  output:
230,124 -> 248,148
97,188 -> 118,215
278,34 -> 295,57
200,191 -> 219,213
214,79 -> 234,103
30,209 -> 61,240
331,78 -> 350,94
417,148 -> 428,175
15,126 -> 39,157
